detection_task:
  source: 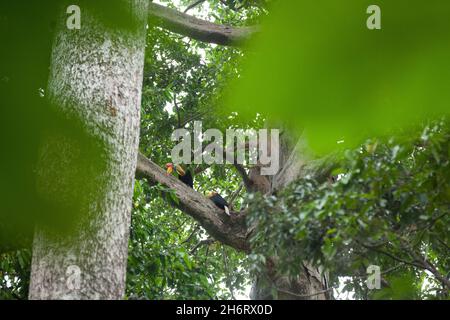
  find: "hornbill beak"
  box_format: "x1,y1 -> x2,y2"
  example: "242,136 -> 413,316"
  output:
207,192 -> 215,198
165,163 -> 173,175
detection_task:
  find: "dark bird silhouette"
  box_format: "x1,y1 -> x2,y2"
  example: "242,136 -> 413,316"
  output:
208,192 -> 230,216
165,163 -> 193,188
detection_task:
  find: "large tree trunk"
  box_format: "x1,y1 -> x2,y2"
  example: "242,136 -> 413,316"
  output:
250,133 -> 332,300
29,1 -> 148,299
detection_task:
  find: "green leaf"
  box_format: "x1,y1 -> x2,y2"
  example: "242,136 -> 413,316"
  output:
227,0 -> 450,153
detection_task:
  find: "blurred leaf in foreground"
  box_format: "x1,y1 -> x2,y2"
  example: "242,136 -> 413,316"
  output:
227,0 -> 450,153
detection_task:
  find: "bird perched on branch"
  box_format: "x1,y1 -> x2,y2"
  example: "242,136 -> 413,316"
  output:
208,192 -> 230,216
165,163 -> 194,188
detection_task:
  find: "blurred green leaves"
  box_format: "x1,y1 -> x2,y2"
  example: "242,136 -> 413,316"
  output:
227,0 -> 450,153
0,1 -> 138,251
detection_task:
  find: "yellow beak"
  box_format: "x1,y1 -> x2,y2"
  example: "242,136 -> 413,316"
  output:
166,166 -> 173,174
175,165 -> 186,176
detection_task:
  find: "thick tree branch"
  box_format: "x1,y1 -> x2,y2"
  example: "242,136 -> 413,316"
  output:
148,2 -> 258,47
136,152 -> 251,252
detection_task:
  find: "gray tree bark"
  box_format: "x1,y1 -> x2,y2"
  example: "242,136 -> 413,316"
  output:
29,1 -> 148,299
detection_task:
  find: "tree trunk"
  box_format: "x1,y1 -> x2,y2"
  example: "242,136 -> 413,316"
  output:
28,1 -> 148,300
251,133 -> 332,300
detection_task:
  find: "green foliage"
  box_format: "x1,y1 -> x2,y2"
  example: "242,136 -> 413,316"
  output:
1,0 -> 260,301
227,0 -> 450,153
247,120 -> 449,299
126,180 -> 249,299
0,1 -> 123,251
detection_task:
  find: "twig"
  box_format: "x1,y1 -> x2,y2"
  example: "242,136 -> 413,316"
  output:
233,164 -> 253,190
184,0 -> 206,13
351,263 -> 405,280
436,237 -> 450,250
400,241 -> 450,290
171,217 -> 189,233
190,238 -> 215,255
277,287 -> 334,299
181,224 -> 201,244
179,110 -> 209,128
359,241 -> 425,270
360,239 -> 450,291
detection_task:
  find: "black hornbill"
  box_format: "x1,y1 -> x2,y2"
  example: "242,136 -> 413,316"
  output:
165,163 -> 194,188
208,192 -> 230,216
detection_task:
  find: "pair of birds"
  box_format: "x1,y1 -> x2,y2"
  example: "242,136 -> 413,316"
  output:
165,163 -> 230,216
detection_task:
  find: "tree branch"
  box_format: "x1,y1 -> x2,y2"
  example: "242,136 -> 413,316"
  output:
277,287 -> 333,299
190,238 -> 215,255
228,183 -> 244,210
358,241 -> 425,270
181,224 -> 201,244
148,2 -> 258,47
136,152 -> 251,252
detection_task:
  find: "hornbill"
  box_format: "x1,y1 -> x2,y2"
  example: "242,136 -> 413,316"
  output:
165,163 -> 194,188
208,192 -> 230,216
